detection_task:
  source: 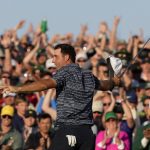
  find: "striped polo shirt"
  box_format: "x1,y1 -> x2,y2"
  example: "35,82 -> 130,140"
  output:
53,63 -> 100,126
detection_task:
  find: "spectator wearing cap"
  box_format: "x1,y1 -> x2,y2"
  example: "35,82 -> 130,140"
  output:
133,122 -> 150,150
133,96 -> 150,150
45,58 -> 57,76
36,49 -> 47,66
95,111 -> 130,150
92,100 -> 103,120
13,96 -> 28,133
103,90 -> 135,149
114,49 -> 131,68
0,105 -> 23,149
140,96 -> 150,126
145,82 -> 150,97
2,92 -> 16,106
92,100 -> 104,135
76,51 -> 88,68
24,113 -> 53,150
23,109 -> 38,145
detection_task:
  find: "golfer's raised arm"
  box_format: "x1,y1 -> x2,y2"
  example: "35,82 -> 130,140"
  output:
0,78 -> 57,94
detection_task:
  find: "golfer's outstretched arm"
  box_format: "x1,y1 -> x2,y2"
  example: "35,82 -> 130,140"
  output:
0,78 -> 57,94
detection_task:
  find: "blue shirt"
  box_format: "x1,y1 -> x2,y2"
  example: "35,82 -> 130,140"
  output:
120,120 -> 135,149
36,96 -> 57,115
13,113 -> 24,133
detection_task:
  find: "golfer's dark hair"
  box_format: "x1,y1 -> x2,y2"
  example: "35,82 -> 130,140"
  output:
54,44 -> 76,63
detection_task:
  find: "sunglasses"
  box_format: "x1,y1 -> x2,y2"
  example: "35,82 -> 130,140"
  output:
143,104 -> 149,107
2,76 -> 10,79
77,59 -> 86,63
2,115 -> 12,119
48,67 -> 56,70
103,103 -> 111,106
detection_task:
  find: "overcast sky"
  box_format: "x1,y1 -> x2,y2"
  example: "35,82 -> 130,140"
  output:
0,0 -> 149,40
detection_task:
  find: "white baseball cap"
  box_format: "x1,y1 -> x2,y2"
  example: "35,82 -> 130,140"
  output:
3,92 -> 16,98
92,100 -> 103,113
76,52 -> 87,61
45,58 -> 56,69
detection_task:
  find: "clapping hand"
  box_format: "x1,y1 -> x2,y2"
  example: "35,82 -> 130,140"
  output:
143,128 -> 150,139
114,127 -> 121,145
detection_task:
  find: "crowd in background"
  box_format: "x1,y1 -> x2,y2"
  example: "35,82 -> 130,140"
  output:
0,16 -> 149,149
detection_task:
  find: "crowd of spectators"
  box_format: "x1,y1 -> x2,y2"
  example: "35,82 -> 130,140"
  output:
0,16 -> 149,149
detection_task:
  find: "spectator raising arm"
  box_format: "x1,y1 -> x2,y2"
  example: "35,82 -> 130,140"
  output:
120,89 -> 135,129
23,41 -> 40,69
121,99 -> 135,128
42,89 -> 57,121
105,91 -> 116,112
109,16 -> 120,50
1,34 -> 12,73
102,91 -> 116,126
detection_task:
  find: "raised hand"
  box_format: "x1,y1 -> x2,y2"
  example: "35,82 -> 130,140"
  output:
27,23 -> 34,34
99,22 -> 108,33
15,20 -> 26,30
80,24 -> 88,33
1,34 -> 11,48
113,16 -> 120,27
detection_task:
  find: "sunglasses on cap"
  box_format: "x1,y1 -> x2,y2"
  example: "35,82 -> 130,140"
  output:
2,115 -> 12,119
93,111 -> 102,115
106,118 -> 116,122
